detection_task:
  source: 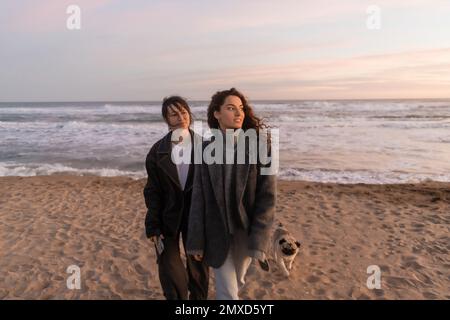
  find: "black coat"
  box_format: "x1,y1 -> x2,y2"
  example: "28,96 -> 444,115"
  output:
143,130 -> 195,238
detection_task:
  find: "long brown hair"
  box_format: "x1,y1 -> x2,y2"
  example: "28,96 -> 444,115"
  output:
207,88 -> 267,132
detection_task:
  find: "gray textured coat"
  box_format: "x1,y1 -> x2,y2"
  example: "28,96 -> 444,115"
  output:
186,138 -> 276,268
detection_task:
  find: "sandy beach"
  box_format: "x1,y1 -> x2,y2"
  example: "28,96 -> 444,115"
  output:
0,175 -> 448,300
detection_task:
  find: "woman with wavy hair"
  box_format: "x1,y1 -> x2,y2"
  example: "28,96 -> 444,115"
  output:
187,88 -> 276,300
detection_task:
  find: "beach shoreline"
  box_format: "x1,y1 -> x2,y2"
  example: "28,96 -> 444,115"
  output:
0,175 -> 449,299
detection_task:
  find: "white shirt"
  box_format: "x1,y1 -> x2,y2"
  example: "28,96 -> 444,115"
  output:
171,140 -> 192,190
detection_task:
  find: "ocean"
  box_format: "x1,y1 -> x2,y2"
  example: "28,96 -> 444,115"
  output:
1,100 -> 449,184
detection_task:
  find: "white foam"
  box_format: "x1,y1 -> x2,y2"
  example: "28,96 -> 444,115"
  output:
2,162 -> 449,184
278,168 -> 450,184
0,103 -> 161,115
0,162 -> 146,179
0,120 -> 166,131
102,104 -> 160,114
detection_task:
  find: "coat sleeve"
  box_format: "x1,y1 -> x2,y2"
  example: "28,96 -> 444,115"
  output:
143,148 -> 163,238
186,163 -> 206,256
248,140 -> 277,253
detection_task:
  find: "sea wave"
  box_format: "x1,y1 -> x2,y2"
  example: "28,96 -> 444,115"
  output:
0,162 -> 146,179
2,162 -> 450,184
0,120 -> 167,130
278,168 -> 450,184
0,103 -> 161,115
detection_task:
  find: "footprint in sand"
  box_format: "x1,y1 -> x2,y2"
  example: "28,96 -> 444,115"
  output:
306,275 -> 320,283
328,268 -> 338,274
384,276 -> 413,289
134,263 -> 148,276
254,289 -> 266,299
0,289 -> 9,299
313,288 -> 326,296
379,265 -> 390,273
422,291 -> 438,299
313,270 -> 324,276
401,259 -> 423,270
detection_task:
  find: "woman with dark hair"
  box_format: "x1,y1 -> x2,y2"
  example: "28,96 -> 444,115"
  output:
186,88 -> 276,300
144,95 -> 209,300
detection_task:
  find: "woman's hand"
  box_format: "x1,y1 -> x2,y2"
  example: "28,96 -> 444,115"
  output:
150,234 -> 164,243
192,254 -> 203,262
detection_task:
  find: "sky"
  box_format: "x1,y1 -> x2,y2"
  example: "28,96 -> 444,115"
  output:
1,0 -> 450,101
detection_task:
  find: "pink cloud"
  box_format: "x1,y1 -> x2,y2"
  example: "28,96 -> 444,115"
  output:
170,47 -> 450,99
8,0 -> 450,36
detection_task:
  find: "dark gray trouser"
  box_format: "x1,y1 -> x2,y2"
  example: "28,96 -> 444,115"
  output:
155,219 -> 209,300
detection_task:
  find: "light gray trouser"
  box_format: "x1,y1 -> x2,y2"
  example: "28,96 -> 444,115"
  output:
213,229 -> 253,300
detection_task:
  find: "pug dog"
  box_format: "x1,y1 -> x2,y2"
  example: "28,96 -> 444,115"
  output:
269,222 -> 301,277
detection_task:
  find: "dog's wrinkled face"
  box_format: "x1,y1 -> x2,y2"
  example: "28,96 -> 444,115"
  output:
279,238 -> 301,256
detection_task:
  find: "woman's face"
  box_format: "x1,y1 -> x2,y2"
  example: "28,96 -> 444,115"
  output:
214,95 -> 245,130
166,104 -> 190,130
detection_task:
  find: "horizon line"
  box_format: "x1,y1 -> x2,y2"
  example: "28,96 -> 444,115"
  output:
1,97 -> 450,104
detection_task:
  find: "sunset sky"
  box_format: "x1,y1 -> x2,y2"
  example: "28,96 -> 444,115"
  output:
1,0 -> 450,101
